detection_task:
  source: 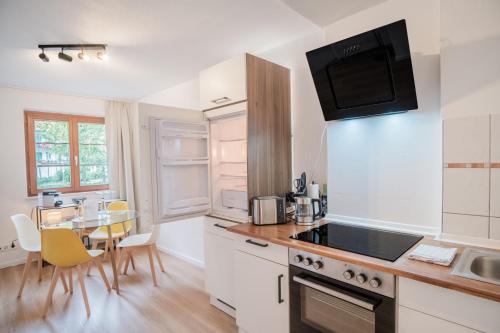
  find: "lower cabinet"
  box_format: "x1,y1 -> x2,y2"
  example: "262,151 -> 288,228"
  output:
235,250 -> 289,333
398,306 -> 480,333
204,217 -> 237,314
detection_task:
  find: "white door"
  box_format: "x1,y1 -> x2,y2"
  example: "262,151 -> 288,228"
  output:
235,250 -> 289,333
152,119 -> 210,222
204,231 -> 235,307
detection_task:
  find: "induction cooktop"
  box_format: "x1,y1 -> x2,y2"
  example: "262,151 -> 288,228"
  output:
290,222 -> 423,262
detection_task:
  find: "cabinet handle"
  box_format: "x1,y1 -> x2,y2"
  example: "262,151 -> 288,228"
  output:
211,97 -> 231,104
278,274 -> 284,304
245,239 -> 269,247
214,223 -> 227,229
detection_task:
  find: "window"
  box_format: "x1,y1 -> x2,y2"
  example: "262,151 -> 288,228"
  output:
25,111 -> 108,196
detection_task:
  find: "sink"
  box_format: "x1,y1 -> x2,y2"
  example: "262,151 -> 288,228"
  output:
452,248 -> 500,285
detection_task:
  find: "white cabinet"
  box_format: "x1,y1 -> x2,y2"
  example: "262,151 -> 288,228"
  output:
204,217 -> 237,316
200,54 -> 247,110
235,250 -> 289,333
399,306 -> 480,333
398,277 -> 500,333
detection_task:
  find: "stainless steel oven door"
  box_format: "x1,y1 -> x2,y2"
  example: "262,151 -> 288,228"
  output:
290,267 -> 395,333
295,275 -> 376,333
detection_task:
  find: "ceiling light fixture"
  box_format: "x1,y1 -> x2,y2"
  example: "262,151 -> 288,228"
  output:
96,51 -> 109,61
37,44 -> 107,63
77,49 -> 90,61
58,48 -> 73,62
38,49 -> 49,62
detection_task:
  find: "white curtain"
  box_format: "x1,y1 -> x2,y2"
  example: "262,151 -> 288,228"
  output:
105,101 -> 138,232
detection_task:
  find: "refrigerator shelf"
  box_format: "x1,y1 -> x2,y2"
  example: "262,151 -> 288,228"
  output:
167,196 -> 210,209
161,159 -> 209,166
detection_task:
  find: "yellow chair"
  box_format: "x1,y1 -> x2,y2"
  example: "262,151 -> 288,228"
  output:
42,228 -> 110,317
87,201 -> 133,275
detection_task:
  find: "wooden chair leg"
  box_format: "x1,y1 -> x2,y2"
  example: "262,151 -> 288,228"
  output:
117,249 -> 126,275
129,251 -> 136,271
76,265 -> 91,317
103,240 -> 109,261
68,269 -> 73,294
147,246 -> 158,286
59,269 -> 69,293
95,258 -> 111,291
87,240 -> 98,275
124,251 -> 131,275
37,253 -> 43,282
43,266 -> 60,317
17,252 -> 33,298
153,244 -> 165,272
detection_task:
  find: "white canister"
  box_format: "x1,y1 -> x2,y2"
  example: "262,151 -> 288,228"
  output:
308,183 -> 320,199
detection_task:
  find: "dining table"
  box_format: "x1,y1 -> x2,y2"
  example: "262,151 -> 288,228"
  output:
41,209 -> 139,294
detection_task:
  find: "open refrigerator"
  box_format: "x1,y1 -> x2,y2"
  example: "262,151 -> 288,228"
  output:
151,105 -> 249,223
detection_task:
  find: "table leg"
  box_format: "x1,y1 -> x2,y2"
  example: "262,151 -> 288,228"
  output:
106,225 -> 120,294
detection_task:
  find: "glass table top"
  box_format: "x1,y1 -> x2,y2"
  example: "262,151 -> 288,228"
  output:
41,210 -> 138,230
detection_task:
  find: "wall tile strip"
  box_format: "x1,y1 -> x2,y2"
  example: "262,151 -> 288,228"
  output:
444,163 -> 489,168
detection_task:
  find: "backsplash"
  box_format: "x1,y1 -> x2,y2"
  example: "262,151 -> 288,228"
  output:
442,114 -> 500,240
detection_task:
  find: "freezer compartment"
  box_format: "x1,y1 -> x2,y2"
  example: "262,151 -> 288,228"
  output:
221,189 -> 248,210
159,136 -> 208,160
159,163 -> 210,217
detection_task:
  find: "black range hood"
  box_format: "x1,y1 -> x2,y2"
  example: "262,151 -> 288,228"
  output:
306,19 -> 418,121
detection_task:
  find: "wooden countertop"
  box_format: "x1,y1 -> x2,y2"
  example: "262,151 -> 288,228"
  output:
227,220 -> 500,302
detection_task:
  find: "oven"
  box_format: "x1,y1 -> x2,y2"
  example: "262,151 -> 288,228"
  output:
289,249 -> 395,333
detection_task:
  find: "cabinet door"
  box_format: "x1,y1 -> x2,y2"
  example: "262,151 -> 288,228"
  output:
200,54 -> 247,110
235,251 -> 289,333
399,306 -> 480,333
204,231 -> 235,306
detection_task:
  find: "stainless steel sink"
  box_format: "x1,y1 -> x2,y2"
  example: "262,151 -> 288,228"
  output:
452,248 -> 500,285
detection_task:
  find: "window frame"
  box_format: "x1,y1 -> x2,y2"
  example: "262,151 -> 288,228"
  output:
24,111 -> 109,196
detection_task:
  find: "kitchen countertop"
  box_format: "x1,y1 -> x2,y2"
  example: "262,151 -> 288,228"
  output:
227,220 -> 500,302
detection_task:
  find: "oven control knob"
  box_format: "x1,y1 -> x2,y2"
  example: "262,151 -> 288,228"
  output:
343,270 -> 355,280
293,255 -> 304,264
356,273 -> 367,284
369,278 -> 382,288
303,258 -> 313,266
312,261 -> 323,270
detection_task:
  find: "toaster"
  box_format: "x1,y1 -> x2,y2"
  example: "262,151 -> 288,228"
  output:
252,196 -> 286,225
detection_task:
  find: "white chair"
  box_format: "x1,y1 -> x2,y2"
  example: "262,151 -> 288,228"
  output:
117,224 -> 165,286
10,214 -> 43,297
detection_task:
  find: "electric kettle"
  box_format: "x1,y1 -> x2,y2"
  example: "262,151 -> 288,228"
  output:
294,197 -> 321,226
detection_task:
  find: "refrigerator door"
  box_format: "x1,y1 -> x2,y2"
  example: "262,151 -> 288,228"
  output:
152,119 -> 210,222
208,110 -> 249,222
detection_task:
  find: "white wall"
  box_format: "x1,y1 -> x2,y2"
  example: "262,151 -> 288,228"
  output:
0,86 -> 106,268
134,103 -> 206,266
441,0 -> 500,119
324,0 -> 442,233
140,79 -> 201,111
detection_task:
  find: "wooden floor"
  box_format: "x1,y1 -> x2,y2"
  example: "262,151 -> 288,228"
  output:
0,250 -> 237,333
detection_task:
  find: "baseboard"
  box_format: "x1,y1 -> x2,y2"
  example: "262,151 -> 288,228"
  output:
0,255 -> 25,270
156,245 -> 205,269
325,214 -> 440,235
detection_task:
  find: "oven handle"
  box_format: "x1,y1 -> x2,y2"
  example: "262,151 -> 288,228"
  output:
292,276 -> 375,311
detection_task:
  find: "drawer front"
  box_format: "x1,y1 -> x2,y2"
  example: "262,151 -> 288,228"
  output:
205,216 -> 239,238
398,306 -> 480,333
398,277 -> 500,332
233,233 -> 288,266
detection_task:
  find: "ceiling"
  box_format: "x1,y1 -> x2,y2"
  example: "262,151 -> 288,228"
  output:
282,0 -> 388,27
0,0 -> 384,101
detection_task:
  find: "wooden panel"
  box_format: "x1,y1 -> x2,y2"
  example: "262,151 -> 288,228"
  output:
246,53 -> 291,206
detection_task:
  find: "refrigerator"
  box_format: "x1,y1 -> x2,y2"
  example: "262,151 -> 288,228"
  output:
151,104 -> 249,223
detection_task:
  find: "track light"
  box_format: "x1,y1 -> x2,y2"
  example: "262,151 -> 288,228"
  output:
58,49 -> 73,62
38,49 -> 49,62
77,50 -> 90,61
97,51 -> 109,61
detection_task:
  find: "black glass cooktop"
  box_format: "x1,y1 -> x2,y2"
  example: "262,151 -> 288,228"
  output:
291,222 -> 423,262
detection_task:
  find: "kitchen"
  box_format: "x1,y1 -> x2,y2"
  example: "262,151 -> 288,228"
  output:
0,0 -> 499,332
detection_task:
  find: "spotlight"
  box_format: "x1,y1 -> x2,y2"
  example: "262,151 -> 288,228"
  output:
58,49 -> 73,62
38,49 -> 49,62
97,51 -> 109,61
77,50 -> 90,61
